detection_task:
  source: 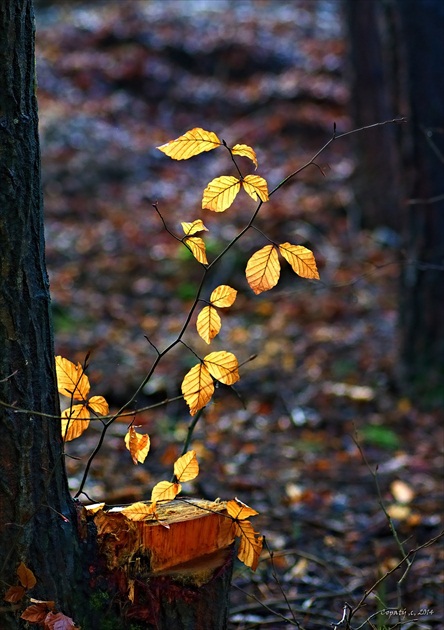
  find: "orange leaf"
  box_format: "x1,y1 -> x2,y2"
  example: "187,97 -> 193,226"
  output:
181,219 -> 208,236
234,520 -> 263,571
231,144 -> 258,169
181,363 -> 214,415
21,603 -> 49,623
203,351 -> 239,385
279,243 -> 320,280
197,306 -> 221,344
4,585 -> 26,603
242,175 -> 269,202
184,236 -> 208,265
202,176 -> 241,212
226,498 -> 259,520
124,427 -> 150,464
245,245 -> 280,294
61,404 -> 90,441
120,501 -> 157,521
17,562 -> 37,590
151,481 -> 181,503
87,396 -> 109,416
210,285 -> 237,308
157,128 -> 221,160
55,356 -> 90,400
174,450 -> 199,482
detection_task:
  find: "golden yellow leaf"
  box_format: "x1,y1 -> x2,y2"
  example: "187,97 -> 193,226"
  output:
231,144 -> 258,169
181,219 -> 208,236
120,501 -> 157,521
184,236 -> 208,265
245,245 -> 280,294
234,520 -> 263,571
226,498 -> 259,520
55,356 -> 90,400
202,176 -> 241,212
279,243 -> 320,280
242,174 -> 269,202
151,481 -> 181,503
203,351 -> 239,386
17,562 -> 37,590
210,285 -> 237,308
124,427 -> 150,464
181,363 -> 215,415
197,305 -> 221,344
61,404 -> 90,441
88,395 -> 109,416
157,128 -> 221,160
174,450 -> 199,482
4,586 -> 26,603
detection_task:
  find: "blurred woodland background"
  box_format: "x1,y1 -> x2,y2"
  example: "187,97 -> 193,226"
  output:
33,0 -> 442,627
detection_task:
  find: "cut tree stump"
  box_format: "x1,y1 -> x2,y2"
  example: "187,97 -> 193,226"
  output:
86,499 -> 237,629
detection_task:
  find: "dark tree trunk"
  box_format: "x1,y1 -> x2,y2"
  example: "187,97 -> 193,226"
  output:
345,0 -> 444,405
396,0 -> 444,404
0,1 -> 87,627
0,3 -> 234,628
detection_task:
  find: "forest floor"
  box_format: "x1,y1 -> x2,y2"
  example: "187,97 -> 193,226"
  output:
35,1 -> 443,628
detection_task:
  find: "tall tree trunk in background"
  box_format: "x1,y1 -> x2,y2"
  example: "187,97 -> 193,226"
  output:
345,0 -> 444,405
0,3 -> 234,628
0,1 -> 87,627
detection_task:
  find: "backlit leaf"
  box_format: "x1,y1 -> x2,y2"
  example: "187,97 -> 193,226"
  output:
124,427 -> 150,464
181,363 -> 214,415
279,243 -> 320,280
157,128 -> 221,160
234,520 -> 263,571
245,245 -> 280,294
4,585 -> 26,603
203,351 -> 239,385
61,405 -> 90,441
231,144 -> 258,169
184,236 -> 208,265
197,306 -> 221,344
55,356 -> 90,400
210,285 -> 237,308
174,450 -> 199,482
202,176 -> 241,212
226,498 -> 259,520
242,175 -> 269,202
151,481 -> 181,503
181,219 -> 208,236
17,562 -> 37,589
121,501 -> 157,521
88,395 -> 109,416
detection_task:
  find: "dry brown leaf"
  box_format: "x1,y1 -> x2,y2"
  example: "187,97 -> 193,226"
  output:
17,562 -> 37,590
4,585 -> 26,603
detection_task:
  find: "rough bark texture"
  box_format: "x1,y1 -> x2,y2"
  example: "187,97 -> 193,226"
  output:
0,2 -> 92,627
0,3 -> 234,627
346,0 -> 444,405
